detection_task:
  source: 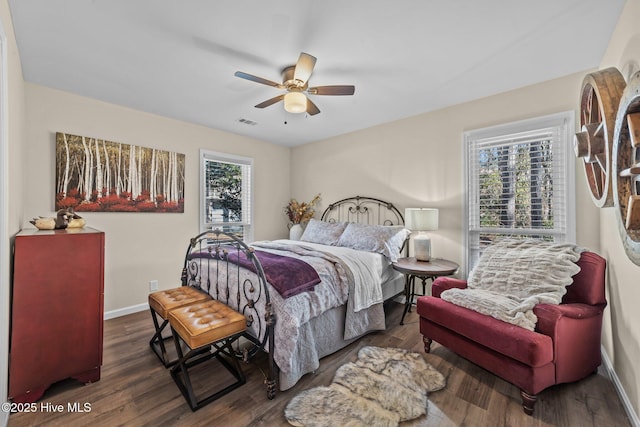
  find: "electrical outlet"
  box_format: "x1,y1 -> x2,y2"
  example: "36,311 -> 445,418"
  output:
149,280 -> 158,292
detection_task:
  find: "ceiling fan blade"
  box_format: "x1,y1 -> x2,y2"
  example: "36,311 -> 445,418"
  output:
234,71 -> 284,89
308,85 -> 355,96
254,94 -> 285,109
293,52 -> 317,84
306,98 -> 321,116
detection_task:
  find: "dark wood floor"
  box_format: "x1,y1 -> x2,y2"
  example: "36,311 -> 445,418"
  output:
8,302 -> 631,427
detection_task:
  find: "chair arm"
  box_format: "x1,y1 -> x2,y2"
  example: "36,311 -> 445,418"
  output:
432,277 -> 468,298
534,302 -> 606,383
534,303 -> 605,337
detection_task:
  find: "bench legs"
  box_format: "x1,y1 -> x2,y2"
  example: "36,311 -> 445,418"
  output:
148,287 -> 211,367
150,306 -> 208,367
149,308 -> 175,367
170,328 -> 246,411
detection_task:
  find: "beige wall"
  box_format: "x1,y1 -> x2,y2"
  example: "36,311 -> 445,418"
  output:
1,0 -> 26,419
23,84 -> 291,313
597,0 -> 640,418
291,72 -> 599,267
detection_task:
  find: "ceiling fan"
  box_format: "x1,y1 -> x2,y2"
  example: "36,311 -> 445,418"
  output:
234,52 -> 355,116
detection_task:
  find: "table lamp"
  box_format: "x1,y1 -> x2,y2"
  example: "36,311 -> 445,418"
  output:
405,208 -> 439,262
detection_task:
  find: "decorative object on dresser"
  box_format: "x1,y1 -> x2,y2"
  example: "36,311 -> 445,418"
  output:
29,208 -> 85,230
10,227 -> 105,403
392,256 -> 459,325
417,240 -> 607,415
405,208 -> 439,261
284,346 -> 446,426
66,210 -> 86,228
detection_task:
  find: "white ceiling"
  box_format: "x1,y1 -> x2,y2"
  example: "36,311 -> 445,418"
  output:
8,1 -> 626,147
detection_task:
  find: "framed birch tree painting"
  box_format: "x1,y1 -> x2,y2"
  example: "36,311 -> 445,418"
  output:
55,132 -> 185,213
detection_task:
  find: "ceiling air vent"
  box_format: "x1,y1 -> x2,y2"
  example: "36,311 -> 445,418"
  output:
237,118 -> 258,126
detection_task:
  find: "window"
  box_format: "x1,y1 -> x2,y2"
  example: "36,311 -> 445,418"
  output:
463,111 -> 575,275
200,150 -> 253,241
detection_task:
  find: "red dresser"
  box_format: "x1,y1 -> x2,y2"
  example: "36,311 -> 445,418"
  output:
9,227 -> 105,403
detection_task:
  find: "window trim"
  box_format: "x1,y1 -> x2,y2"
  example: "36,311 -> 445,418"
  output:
462,111 -> 576,277
199,149 -> 254,241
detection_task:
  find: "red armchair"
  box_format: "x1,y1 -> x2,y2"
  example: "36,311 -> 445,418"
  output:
416,251 -> 607,415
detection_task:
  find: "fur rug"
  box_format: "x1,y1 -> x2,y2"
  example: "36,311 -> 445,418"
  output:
284,346 -> 446,426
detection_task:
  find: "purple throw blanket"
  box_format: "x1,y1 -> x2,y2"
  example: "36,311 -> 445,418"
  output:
191,249 -> 320,298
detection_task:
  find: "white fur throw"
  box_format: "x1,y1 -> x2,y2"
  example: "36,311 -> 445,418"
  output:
441,239 -> 583,331
284,346 -> 446,426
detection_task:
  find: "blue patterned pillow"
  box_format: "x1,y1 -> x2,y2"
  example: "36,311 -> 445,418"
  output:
300,219 -> 348,245
336,223 -> 410,262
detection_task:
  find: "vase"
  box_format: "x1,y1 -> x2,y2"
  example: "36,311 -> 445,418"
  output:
289,224 -> 303,241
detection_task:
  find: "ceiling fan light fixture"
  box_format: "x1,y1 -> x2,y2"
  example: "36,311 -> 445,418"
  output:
235,52 -> 354,116
284,92 -> 307,114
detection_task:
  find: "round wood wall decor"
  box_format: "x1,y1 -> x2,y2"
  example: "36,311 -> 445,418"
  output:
613,70 -> 640,265
574,67 -> 626,207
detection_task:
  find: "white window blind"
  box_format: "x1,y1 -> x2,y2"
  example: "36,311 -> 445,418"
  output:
200,149 -> 253,241
463,112 -> 575,275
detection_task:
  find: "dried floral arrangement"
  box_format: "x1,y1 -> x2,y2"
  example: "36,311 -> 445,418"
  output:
285,194 -> 321,225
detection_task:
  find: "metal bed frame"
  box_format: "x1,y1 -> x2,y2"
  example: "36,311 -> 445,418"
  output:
179,196 -> 405,399
321,195 -> 404,225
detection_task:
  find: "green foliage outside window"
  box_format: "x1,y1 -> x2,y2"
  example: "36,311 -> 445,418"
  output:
478,140 -> 554,231
205,161 -> 242,223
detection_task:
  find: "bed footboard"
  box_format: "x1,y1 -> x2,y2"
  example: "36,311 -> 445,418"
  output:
180,229 -> 277,399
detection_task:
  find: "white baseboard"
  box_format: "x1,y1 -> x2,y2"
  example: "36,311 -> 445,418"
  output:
104,303 -> 148,320
602,347 -> 640,427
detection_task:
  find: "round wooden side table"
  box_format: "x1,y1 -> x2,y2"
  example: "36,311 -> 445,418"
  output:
392,257 -> 459,325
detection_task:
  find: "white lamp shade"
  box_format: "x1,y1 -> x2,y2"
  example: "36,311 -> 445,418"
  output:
284,92 -> 307,113
404,208 -> 439,231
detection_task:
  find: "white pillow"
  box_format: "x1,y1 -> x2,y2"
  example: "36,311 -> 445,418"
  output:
300,219 -> 348,245
336,223 -> 410,262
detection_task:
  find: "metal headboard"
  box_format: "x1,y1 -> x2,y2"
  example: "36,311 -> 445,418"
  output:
320,195 -> 405,226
